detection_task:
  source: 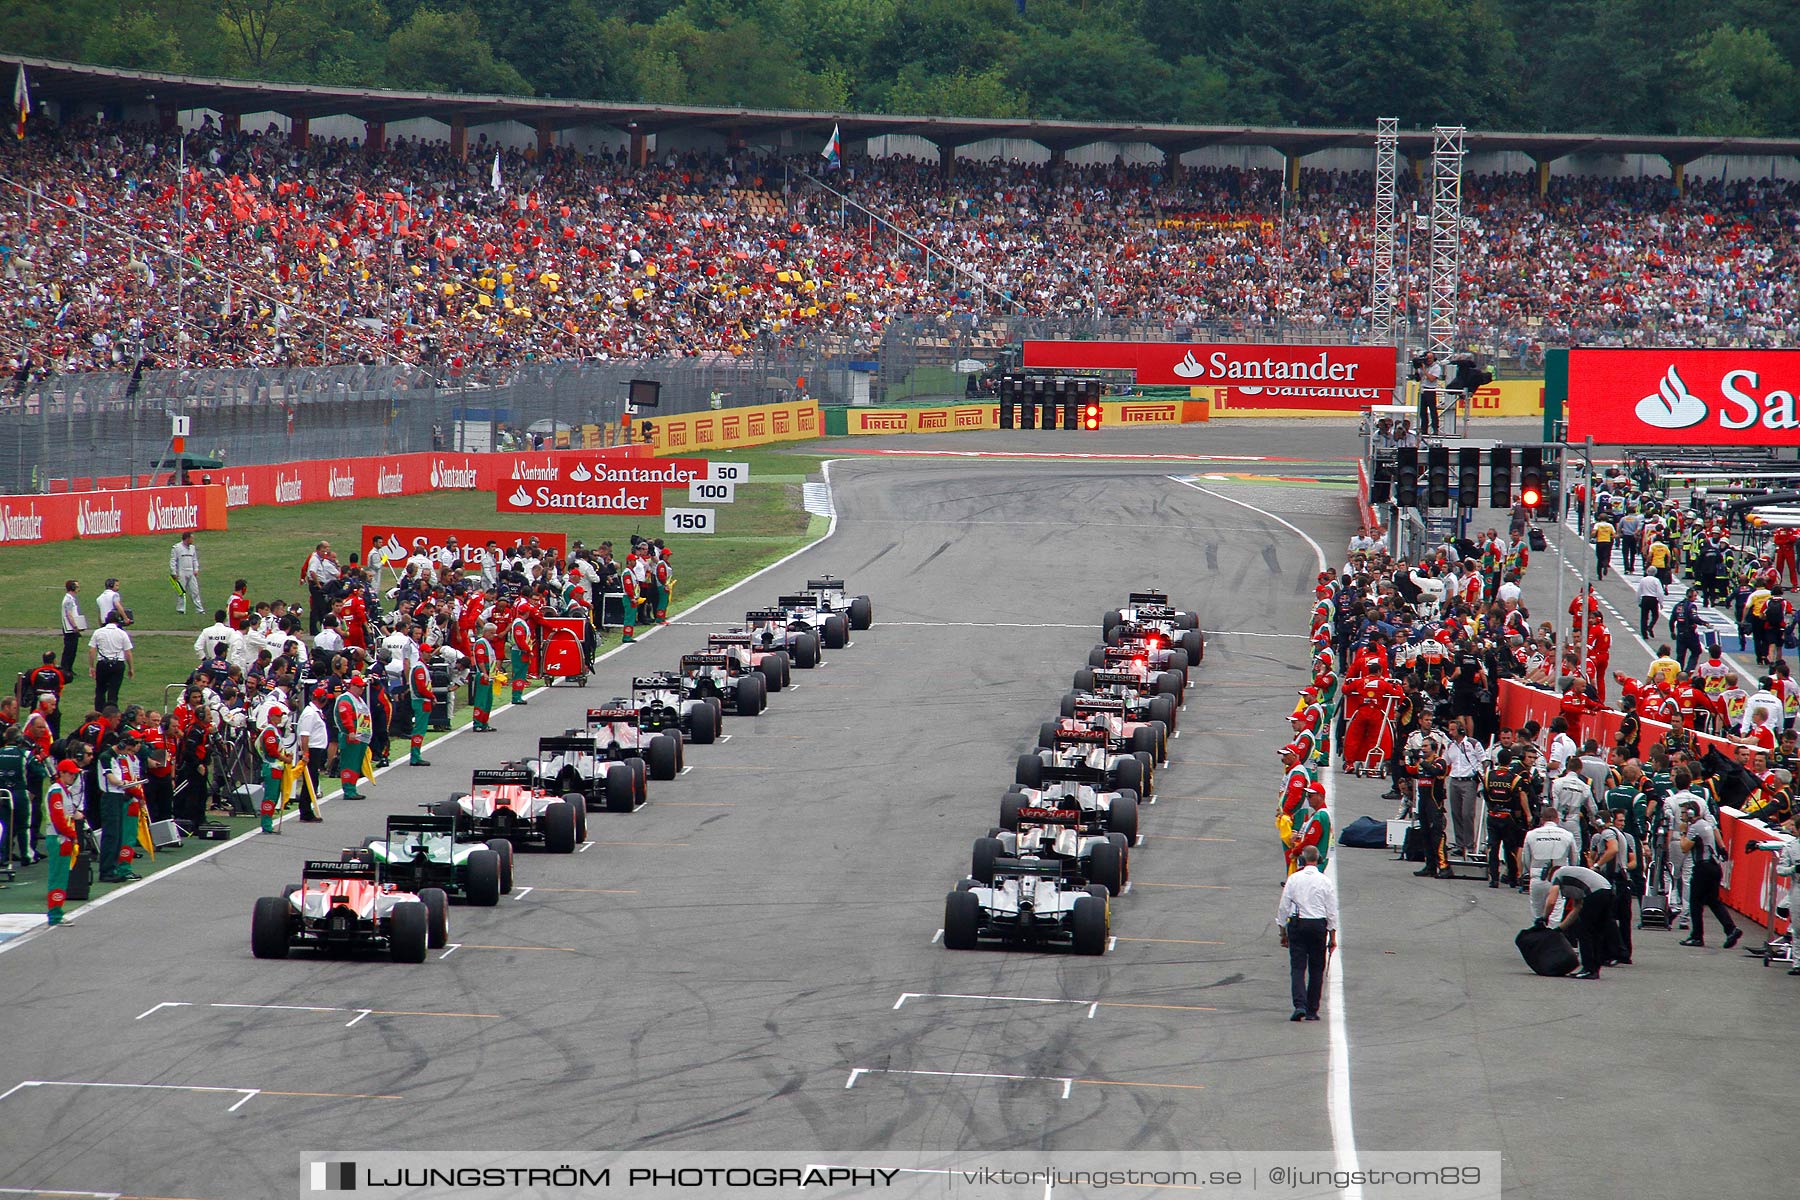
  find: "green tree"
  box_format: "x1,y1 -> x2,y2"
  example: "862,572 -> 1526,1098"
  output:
492,1 -> 636,99
85,5 -> 191,71
1675,24 -> 1799,134
384,7 -> 531,94
885,64 -> 1028,116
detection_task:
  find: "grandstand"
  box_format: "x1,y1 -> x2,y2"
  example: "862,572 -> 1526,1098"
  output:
4,54 -> 1800,396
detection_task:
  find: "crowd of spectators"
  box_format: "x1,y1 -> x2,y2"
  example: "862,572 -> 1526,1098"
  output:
4,118 -> 1800,380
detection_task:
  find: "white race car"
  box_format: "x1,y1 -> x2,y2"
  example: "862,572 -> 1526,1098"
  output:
974,804 -> 1128,896
799,575 -> 874,631
943,855 -> 1109,955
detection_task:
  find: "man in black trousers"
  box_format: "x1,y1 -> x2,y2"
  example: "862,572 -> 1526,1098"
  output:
1546,864 -> 1614,979
1277,846 -> 1338,1021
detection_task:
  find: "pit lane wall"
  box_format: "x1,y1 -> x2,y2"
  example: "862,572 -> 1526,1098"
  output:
1498,678 -> 1791,928
0,445 -> 654,546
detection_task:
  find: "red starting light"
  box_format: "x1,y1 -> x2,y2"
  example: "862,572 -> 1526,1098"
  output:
1082,402 -> 1102,431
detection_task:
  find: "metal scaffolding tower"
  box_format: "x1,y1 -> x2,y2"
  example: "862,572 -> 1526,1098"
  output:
1427,124 -> 1465,360
1369,118 -> 1399,347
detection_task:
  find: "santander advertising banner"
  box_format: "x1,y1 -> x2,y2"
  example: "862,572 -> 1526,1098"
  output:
1568,348 -> 1800,444
1022,340 -> 1396,397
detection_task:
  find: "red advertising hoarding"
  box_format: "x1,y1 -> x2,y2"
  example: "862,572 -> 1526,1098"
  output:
0,485 -> 226,546
496,481 -> 665,516
1567,348 -> 1800,444
359,525 -> 568,567
1022,340 -> 1396,397
495,455 -> 709,488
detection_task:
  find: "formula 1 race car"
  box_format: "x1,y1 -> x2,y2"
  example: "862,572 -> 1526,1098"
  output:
773,592 -> 851,650
630,671 -> 724,744
798,575 -> 874,631
525,729 -> 653,814
683,646 -> 769,717
743,608 -> 823,669
250,856 -> 438,962
1104,591 -> 1203,657
1037,706 -> 1168,765
1086,640 -> 1190,690
365,813 -> 512,905
973,805 -> 1128,895
943,855 -> 1109,955
705,632 -> 791,692
1018,723 -> 1154,796
1071,657 -> 1183,700
1001,769 -> 1141,844
436,766 -> 584,853
1060,685 -> 1179,737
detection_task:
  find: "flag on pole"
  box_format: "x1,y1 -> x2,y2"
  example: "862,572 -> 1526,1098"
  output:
820,123 -> 841,171
490,151 -> 502,192
13,65 -> 28,140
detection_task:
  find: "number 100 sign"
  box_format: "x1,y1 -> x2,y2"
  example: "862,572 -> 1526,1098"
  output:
664,507 -> 716,535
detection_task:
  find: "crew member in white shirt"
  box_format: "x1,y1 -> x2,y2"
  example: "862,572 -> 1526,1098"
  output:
1276,846 -> 1338,1022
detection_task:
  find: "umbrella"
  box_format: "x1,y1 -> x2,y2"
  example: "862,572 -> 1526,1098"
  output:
526,419 -> 572,435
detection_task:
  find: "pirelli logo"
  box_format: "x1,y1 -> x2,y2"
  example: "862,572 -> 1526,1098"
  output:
799,408 -> 817,432
773,412 -> 791,434
917,410 -> 949,431
1118,403 -> 1178,423
954,407 -> 987,428
859,413 -> 911,432
694,418 -> 716,445
666,425 -> 689,448
747,414 -> 768,439
722,415 -> 743,442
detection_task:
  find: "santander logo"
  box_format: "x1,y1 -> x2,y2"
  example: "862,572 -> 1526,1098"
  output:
328,467 -> 355,499
510,459 -> 557,482
275,473 -> 303,504
432,459 -> 478,489
1173,350 -> 1206,379
569,463 -> 593,482
0,502 -> 44,543
1635,366 -> 1708,430
147,496 -> 199,533
377,466 -> 405,496
508,485 -> 534,507
224,481 -> 250,508
76,498 -> 123,538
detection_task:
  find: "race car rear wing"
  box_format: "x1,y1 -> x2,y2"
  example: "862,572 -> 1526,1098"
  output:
1127,591 -> 1170,607
387,814 -> 456,836
471,767 -> 533,788
776,594 -> 823,610
706,633 -> 753,646
994,856 -> 1066,878
542,735 -> 601,758
1091,669 -> 1142,688
1072,698 -> 1127,715
804,577 -> 846,592
631,674 -> 683,690
1015,806 -> 1081,826
1052,727 -> 1109,746
1038,763 -> 1107,785
680,653 -> 731,672
301,859 -> 379,881
744,609 -> 789,623
582,708 -> 635,724
1102,646 -> 1150,663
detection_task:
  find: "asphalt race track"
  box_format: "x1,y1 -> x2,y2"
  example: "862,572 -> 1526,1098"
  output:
0,421 -> 1785,1200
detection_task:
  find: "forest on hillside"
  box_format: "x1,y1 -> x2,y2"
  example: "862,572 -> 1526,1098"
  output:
6,0 -> 1800,136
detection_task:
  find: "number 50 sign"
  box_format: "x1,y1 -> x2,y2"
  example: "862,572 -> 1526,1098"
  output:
664,507 -> 716,534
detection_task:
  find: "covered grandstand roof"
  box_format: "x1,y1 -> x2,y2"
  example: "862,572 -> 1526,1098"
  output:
7,53 -> 1800,164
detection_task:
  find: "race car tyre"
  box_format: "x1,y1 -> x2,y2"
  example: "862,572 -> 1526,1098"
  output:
1088,839 -> 1125,896
1175,612 -> 1199,631
603,769 -> 636,814
1134,751 -> 1157,794
1015,753 -> 1045,789
708,696 -> 726,732
1071,894 -> 1108,956
1106,833 -> 1132,883
251,896 -> 290,960
1088,645 -> 1109,668
1060,691 -> 1079,718
736,672 -> 767,717
1182,629 -> 1204,662
1149,719 -> 1169,763
759,659 -> 785,693
1155,671 -> 1182,697
1166,649 -> 1190,675
1073,667 -> 1097,692
1114,754 -> 1146,798
689,700 -> 718,745
283,882 -> 301,900
573,798 -> 590,844
466,850 -> 503,906
775,652 -> 793,689
943,890 -> 981,950
1149,693 -> 1178,734
627,757 -> 649,803
388,902 -> 430,964
822,614 -> 849,650
1037,721 -> 1059,751
1104,628 -> 1125,648
543,802 -> 579,854
1102,610 -> 1123,640
419,888 -> 449,949
1086,884 -> 1110,900
792,633 -> 821,670
850,596 -> 874,630
956,878 -> 980,893
673,735 -> 685,773
1129,726 -> 1159,759
647,734 -> 679,783
1000,791 -> 1026,832
489,838 -> 515,893
971,836 -> 1004,884
1107,792 -> 1140,843
431,799 -> 462,819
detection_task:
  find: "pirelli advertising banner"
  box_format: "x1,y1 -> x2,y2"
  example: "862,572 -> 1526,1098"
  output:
1567,348 -> 1800,444
844,400 -> 1203,436
650,400 -> 821,455
1022,340 -> 1396,399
